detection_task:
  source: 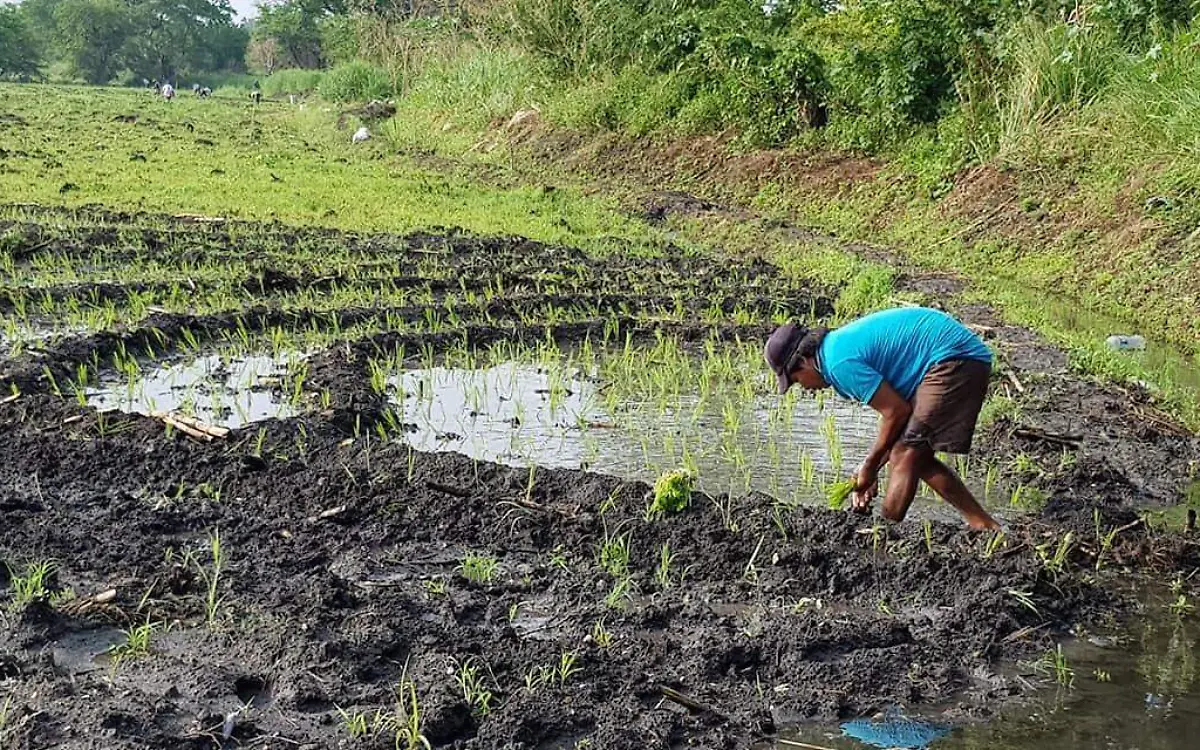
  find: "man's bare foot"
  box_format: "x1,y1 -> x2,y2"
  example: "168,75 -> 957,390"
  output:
967,516 -> 1001,531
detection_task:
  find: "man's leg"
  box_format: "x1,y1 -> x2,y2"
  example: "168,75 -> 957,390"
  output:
878,443 -> 925,523
918,456 -> 1000,530
881,444 -> 1000,530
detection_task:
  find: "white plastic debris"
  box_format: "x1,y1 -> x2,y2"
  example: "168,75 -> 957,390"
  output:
1105,334 -> 1146,351
352,127 -> 371,144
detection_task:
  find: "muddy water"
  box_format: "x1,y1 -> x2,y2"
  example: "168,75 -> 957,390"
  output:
390,361 -> 880,502
992,277 -> 1200,397
778,596 -> 1200,750
86,352 -> 305,429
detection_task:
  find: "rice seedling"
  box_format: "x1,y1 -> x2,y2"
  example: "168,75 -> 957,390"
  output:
524,464 -> 537,503
1029,644 -> 1074,687
108,619 -> 158,668
1093,509 -> 1121,571
1008,589 -> 1040,615
791,597 -> 824,613
654,543 -> 675,589
548,545 -> 571,573
187,529 -> 228,628
1168,594 -> 1194,616
556,651 -> 582,686
393,677 -> 432,750
597,528 -> 631,579
418,573 -> 447,597
336,707 -> 375,739
5,560 -> 55,612
1011,452 -> 1043,478
743,534 -> 766,584
457,553 -> 499,585
1036,531 -> 1075,576
984,463 -> 1000,504
799,449 -> 816,489
824,478 -> 856,511
1093,668 -> 1112,682
712,492 -> 741,533
589,619 -> 614,649
604,577 -> 634,609
524,664 -> 556,693
981,531 -> 1007,559
453,658 -> 495,716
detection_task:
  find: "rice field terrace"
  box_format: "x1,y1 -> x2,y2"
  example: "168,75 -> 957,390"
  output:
1,85 -> 1200,750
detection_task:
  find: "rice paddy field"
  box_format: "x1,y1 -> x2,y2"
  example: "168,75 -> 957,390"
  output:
1,84 -> 1199,749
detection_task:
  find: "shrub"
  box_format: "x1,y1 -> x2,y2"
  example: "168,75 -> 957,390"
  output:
996,19 -> 1125,161
319,61 -> 392,103
262,68 -> 324,97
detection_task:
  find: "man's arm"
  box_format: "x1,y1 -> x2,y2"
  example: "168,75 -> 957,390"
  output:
852,382 -> 912,510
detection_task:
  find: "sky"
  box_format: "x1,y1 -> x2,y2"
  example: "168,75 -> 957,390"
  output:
1,0 -> 261,22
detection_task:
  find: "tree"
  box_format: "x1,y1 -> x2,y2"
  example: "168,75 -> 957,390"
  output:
246,36 -> 283,74
0,6 -> 42,79
53,0 -> 132,83
253,0 -> 333,69
122,0 -> 240,82
15,0 -> 65,59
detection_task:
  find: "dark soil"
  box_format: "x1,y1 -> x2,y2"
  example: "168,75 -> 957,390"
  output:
1,207 -> 1199,749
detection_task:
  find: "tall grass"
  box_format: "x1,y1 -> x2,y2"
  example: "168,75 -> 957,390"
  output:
996,19 -> 1125,163
503,0 -> 642,76
263,69 -> 326,97
320,60 -> 394,102
385,44 -> 543,149
1088,29 -> 1200,164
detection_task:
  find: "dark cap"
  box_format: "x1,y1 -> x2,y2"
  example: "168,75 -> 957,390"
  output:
764,323 -> 809,394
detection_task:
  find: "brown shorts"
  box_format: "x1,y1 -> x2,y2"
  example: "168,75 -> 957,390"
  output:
900,359 -> 991,454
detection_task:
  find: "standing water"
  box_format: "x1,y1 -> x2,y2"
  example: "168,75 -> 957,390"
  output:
390,357 -> 974,512
777,593 -> 1200,749
86,352 -> 307,429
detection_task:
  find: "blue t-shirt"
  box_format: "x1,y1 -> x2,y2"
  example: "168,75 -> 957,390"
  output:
818,307 -> 991,404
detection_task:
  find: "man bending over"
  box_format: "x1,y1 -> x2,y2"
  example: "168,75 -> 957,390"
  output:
765,307 -> 1000,530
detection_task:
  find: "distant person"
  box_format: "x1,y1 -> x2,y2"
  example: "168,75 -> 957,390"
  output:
250,85 -> 262,104
765,307 -> 1000,530
161,83 -> 175,100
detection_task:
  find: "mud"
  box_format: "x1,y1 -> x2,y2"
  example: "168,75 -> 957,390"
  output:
0,397 -> 1141,749
1,207 -> 1198,749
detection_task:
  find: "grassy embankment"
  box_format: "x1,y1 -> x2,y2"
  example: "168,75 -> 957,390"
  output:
321,4 -> 1200,429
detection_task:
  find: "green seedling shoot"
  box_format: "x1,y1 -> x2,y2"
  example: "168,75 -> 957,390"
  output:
825,478 -> 856,510
646,470 -> 693,520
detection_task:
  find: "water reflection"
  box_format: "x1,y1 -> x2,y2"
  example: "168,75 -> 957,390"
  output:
389,361 -> 880,504
86,352 -> 306,429
778,591 -> 1200,750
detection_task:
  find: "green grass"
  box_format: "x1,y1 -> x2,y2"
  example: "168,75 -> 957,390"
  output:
4,560 -> 54,612
0,83 -> 667,257
339,28 -> 1200,430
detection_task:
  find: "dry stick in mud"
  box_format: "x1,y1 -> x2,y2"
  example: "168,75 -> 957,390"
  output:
658,685 -> 723,716
1012,427 -> 1082,449
151,411 -> 229,440
158,416 -> 212,442
767,307 -> 1000,530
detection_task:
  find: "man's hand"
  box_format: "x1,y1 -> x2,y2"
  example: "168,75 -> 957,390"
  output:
852,462 -> 878,514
